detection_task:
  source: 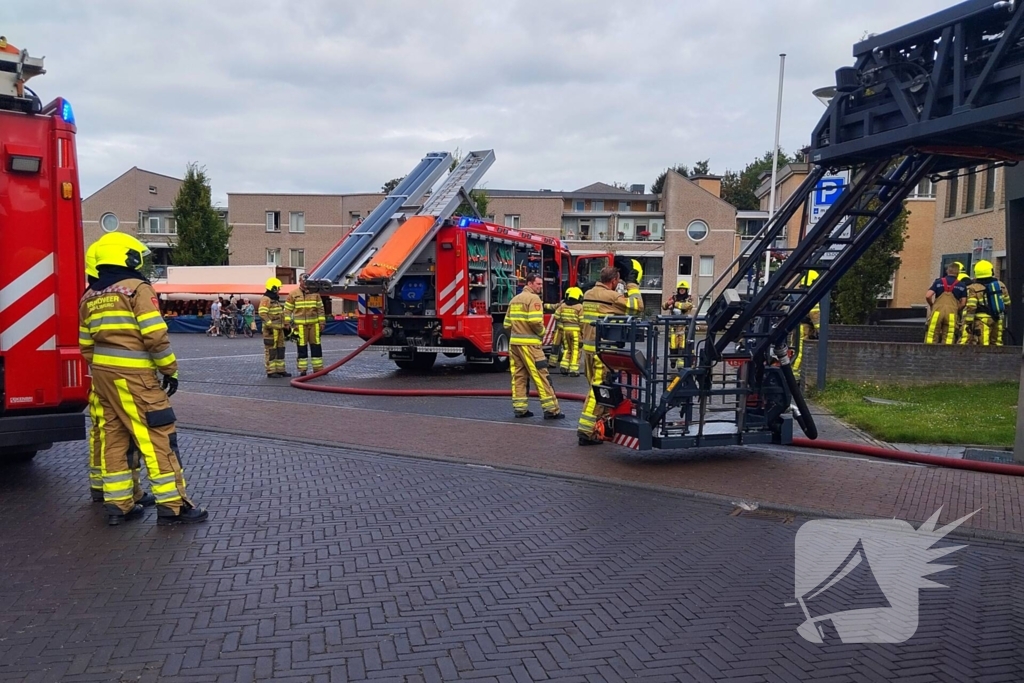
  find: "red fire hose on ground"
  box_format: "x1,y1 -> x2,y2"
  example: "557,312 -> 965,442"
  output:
291,334 -> 1024,476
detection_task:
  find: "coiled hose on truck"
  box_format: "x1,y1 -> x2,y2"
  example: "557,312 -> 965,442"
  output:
290,334 -> 1024,476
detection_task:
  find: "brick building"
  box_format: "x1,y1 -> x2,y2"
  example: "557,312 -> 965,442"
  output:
932,165 -> 1005,281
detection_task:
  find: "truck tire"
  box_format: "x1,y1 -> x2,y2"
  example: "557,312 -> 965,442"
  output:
394,352 -> 437,371
489,323 -> 510,373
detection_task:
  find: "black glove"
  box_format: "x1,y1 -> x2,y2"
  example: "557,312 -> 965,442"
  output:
162,373 -> 179,397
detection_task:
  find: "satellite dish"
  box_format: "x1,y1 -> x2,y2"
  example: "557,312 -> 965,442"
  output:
813,86 -> 837,107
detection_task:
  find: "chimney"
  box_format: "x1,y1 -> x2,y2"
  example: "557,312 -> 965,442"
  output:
691,175 -> 722,198
630,184 -> 645,194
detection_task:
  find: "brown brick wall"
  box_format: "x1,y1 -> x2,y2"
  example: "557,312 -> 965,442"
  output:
483,195 -> 562,236
891,198 -> 936,308
81,167 -> 183,249
804,340 -> 1020,385
932,169 -> 1006,277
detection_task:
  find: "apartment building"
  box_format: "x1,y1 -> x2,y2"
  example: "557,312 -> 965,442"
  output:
755,162 -> 937,309
81,167 -> 227,278
933,165 -> 1005,281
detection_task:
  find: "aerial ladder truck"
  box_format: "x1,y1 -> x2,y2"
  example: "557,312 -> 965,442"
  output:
591,0 -> 1024,450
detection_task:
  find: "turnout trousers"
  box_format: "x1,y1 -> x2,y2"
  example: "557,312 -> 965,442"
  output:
925,310 -> 957,345
91,368 -> 192,515
791,310 -> 820,376
577,353 -> 608,439
560,328 -> 580,374
509,344 -> 560,415
88,386 -> 142,504
263,327 -> 286,374
966,314 -> 1003,346
295,323 -> 323,372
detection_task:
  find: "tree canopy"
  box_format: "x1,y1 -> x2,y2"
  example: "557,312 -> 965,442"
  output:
830,205 -> 910,324
651,159 -> 710,195
171,163 -> 231,266
720,149 -> 793,211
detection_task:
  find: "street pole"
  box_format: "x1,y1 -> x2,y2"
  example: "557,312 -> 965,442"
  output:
764,53 -> 787,286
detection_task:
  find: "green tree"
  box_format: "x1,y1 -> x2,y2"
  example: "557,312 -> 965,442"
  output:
651,164 -> 690,195
171,163 -> 231,266
381,177 -> 404,194
720,149 -> 793,210
830,205 -> 910,324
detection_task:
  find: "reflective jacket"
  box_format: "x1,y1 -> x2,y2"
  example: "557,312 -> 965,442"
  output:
504,289 -> 545,345
625,283 -> 644,316
79,278 -> 177,376
581,282 -> 629,352
964,279 -> 1010,322
259,294 -> 287,330
559,303 -> 583,331
284,289 -> 326,326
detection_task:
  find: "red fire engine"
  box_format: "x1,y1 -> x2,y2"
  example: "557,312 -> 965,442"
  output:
307,151 -> 610,370
0,39 -> 88,459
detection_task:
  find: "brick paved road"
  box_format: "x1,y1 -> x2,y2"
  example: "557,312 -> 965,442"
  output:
2,431 -> 1023,682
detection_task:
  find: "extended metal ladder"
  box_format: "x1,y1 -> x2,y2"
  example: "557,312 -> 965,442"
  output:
306,150 -> 494,294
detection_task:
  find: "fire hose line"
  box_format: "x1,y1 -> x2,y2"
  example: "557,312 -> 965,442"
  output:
290,333 -> 1024,477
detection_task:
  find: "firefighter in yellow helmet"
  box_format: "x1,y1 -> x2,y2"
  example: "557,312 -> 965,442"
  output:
543,297 -> 566,368
663,280 -> 694,361
924,263 -> 967,344
625,258 -> 644,316
953,261 -> 972,342
559,287 -> 584,376
791,269 -> 820,376
259,277 -> 290,377
284,274 -> 326,376
961,260 -> 1010,346
503,273 -> 564,419
79,233 -> 206,526
578,266 -> 629,446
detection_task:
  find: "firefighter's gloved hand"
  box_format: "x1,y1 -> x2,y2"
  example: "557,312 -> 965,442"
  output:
162,372 -> 179,397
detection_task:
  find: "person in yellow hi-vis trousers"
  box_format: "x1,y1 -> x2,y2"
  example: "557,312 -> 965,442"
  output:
559,287 -> 584,376
284,274 -> 326,376
79,234 -> 207,526
577,267 -> 629,446
924,263 -> 967,344
84,235 -> 148,507
961,259 -> 1011,346
504,273 -> 564,420
791,270 -> 820,376
259,278 -> 290,378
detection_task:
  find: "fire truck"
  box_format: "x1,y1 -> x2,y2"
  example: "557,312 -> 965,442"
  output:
308,150 -> 611,370
0,38 -> 88,459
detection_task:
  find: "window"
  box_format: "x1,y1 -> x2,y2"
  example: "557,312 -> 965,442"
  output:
618,201 -> 630,212
350,211 -> 361,223
699,255 -> 715,277
290,249 -> 305,268
965,168 -> 977,213
945,174 -> 959,218
166,217 -> 176,234
148,185 -> 158,194
289,211 -> 305,233
266,211 -> 281,232
574,200 -> 585,212
148,216 -> 161,233
647,201 -> 659,212
910,178 -> 935,199
266,248 -> 281,266
594,217 -> 608,239
678,255 -> 693,276
686,219 -> 709,242
648,219 -> 665,241
633,256 -> 664,290
592,200 -> 604,211
616,219 -> 632,240
983,165 -> 996,210
503,214 -> 521,229
100,213 -> 119,233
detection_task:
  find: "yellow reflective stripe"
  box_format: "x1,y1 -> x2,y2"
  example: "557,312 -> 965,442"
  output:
153,354 -> 177,368
140,322 -> 168,334
114,378 -> 157,465
136,311 -> 162,322
510,337 -> 542,345
92,323 -> 142,332
93,355 -> 156,370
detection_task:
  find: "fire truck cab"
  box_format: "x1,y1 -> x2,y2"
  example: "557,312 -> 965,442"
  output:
0,39 -> 88,459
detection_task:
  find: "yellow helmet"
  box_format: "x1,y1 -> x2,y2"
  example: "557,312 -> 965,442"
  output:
973,259 -> 994,279
266,277 -> 283,291
565,286 -> 583,299
954,260 -> 965,272
93,232 -> 150,269
631,258 -> 643,283
84,241 -> 100,279
676,280 -> 690,290
801,269 -> 820,287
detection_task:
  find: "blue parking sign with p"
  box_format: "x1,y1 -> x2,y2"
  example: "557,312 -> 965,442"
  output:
815,176 -> 845,205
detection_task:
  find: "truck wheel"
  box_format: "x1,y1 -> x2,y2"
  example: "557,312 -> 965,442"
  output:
395,352 -> 437,371
490,324 -> 510,373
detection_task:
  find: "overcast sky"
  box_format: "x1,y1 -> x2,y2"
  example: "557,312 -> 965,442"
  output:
10,0 -> 950,203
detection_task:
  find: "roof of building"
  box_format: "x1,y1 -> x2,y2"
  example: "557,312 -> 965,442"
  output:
755,162 -> 811,199
572,182 -> 630,194
83,166 -> 183,202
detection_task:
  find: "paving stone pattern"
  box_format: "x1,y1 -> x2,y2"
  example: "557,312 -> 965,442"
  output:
1,432 -> 1023,682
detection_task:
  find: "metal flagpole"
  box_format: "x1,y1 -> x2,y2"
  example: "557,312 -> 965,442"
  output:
764,53 -> 786,286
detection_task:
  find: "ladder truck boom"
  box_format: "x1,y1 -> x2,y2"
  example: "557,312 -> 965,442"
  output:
594,0 -> 1024,451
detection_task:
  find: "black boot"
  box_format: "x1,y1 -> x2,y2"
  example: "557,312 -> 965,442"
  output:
544,412 -> 566,420
299,370 -> 308,377
90,489 -> 104,503
577,434 -> 604,446
136,492 -> 156,507
514,410 -> 535,418
106,503 -> 144,526
157,504 -> 209,526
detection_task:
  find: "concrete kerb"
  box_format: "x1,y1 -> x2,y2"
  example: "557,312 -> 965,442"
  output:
177,422 -> 1024,546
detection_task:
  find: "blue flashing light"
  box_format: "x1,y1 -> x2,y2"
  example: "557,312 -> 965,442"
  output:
61,100 -> 75,125
458,217 -> 470,228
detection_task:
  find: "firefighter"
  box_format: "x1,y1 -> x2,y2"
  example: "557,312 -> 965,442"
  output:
259,278 -> 291,378
503,273 -> 564,419
962,260 -> 1011,346
284,274 -> 326,376
791,269 -> 820,376
663,280 -> 694,358
544,298 -> 565,368
623,258 -> 644,316
79,234 -> 206,526
560,287 -> 584,376
953,261 -> 972,343
578,266 -> 629,446
924,263 -> 967,344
